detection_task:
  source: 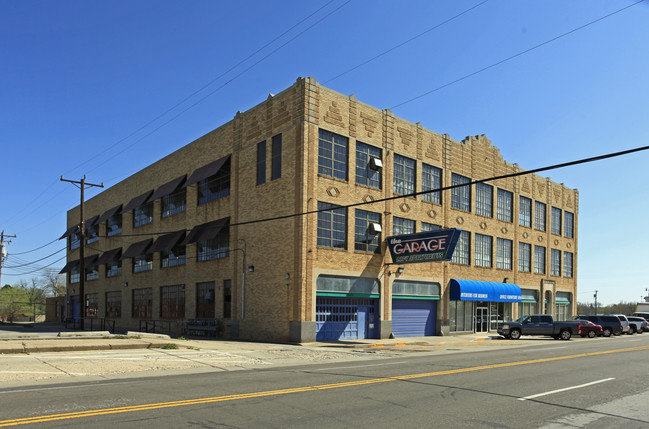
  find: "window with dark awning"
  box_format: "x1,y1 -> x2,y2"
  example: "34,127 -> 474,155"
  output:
150,175 -> 187,201
184,217 -> 229,244
84,215 -> 100,229
96,248 -> 122,265
59,259 -> 79,274
183,155 -> 231,188
97,205 -> 123,224
122,190 -> 154,213
150,230 -> 186,253
120,239 -> 154,260
60,225 -> 80,240
83,254 -> 99,269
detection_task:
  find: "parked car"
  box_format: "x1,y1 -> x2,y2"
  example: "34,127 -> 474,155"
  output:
627,316 -> 648,333
632,312 -> 649,320
606,314 -> 632,334
576,320 -> 603,338
577,315 -> 623,337
497,315 -> 581,340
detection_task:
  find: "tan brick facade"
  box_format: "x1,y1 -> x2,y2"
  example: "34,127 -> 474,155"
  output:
63,77 -> 578,342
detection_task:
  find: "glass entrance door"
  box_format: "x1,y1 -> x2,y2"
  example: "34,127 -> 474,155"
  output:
476,306 -> 489,332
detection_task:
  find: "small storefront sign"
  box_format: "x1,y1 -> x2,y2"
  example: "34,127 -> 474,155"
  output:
387,228 -> 461,264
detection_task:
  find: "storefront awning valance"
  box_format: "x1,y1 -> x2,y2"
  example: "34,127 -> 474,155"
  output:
122,190 -> 154,213
150,175 -> 187,201
120,239 -> 154,260
59,259 -> 79,274
149,230 -> 186,253
450,279 -> 522,302
183,154 -> 230,188
97,205 -> 123,224
183,217 -> 229,244
96,248 -> 122,265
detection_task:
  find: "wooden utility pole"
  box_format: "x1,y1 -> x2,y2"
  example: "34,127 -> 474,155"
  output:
61,175 -> 103,330
0,230 -> 17,288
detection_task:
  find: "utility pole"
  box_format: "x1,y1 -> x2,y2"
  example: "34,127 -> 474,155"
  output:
593,290 -> 598,314
61,175 -> 103,330
0,230 -> 17,288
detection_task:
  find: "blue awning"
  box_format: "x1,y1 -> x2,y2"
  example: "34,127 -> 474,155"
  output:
450,279 -> 522,302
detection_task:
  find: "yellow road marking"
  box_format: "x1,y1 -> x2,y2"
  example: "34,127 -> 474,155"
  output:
1,344 -> 647,427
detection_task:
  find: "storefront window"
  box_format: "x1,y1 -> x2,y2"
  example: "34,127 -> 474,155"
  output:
449,300 -> 474,332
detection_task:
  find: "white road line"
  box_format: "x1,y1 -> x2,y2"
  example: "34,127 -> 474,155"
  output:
518,378 -> 615,401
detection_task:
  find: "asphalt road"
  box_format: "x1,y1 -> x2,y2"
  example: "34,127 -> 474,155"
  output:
1,334 -> 648,428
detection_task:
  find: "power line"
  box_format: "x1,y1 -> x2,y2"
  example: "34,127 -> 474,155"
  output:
2,248 -> 66,269
7,238 -> 59,255
2,255 -> 67,277
389,0 -> 645,110
324,0 -> 490,84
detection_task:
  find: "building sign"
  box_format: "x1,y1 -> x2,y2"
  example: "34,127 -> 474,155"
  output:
387,228 -> 461,264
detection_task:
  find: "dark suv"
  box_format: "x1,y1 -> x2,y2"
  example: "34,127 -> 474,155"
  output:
577,315 -> 623,337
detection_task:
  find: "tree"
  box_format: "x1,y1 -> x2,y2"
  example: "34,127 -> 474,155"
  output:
41,269 -> 66,297
0,285 -> 31,322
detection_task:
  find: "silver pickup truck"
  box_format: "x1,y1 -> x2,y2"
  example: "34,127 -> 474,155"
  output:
497,314 -> 582,340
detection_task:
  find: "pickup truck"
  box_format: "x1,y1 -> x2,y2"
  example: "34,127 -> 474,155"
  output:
497,314 -> 582,340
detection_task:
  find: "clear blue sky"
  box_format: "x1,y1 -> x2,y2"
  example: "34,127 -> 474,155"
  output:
2,0 -> 648,305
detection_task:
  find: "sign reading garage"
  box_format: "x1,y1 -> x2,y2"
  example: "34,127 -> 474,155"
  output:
387,228 -> 461,264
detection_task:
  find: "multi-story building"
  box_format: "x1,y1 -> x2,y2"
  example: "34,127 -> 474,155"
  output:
60,77 -> 578,343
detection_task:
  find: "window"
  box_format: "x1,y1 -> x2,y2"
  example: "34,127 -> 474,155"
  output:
355,142 -> 381,188
196,281 -> 215,318
519,301 -> 537,317
393,154 -> 416,195
563,252 -> 574,278
564,211 -> 574,238
317,202 -> 346,249
162,188 -> 186,218
393,217 -> 415,235
132,288 -> 152,319
534,202 -> 546,231
497,189 -> 513,222
318,129 -> 348,180
106,291 -> 121,318
198,158 -> 231,205
354,209 -> 381,253
161,244 -> 186,268
86,224 -> 99,244
133,254 -> 152,273
449,300 -> 474,332
421,222 -> 441,232
197,228 -> 230,261
223,279 -> 232,318
519,196 -> 532,227
475,234 -> 492,267
519,242 -> 531,272
271,134 -> 282,180
161,284 -> 185,319
551,207 -> 562,235
422,164 -> 442,204
475,183 -> 493,217
551,249 -> 561,276
256,141 -> 266,185
70,231 -> 80,250
85,293 -> 98,317
534,245 -> 546,274
86,265 -> 98,281
106,257 -> 122,278
496,238 -> 513,270
451,230 -> 470,265
70,266 -> 80,284
134,202 -> 153,227
107,213 -> 122,236
451,173 -> 471,212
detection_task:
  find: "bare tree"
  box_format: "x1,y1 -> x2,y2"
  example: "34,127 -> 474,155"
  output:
41,269 -> 66,297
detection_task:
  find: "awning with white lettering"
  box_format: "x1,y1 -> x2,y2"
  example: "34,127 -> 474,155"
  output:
449,279 -> 522,302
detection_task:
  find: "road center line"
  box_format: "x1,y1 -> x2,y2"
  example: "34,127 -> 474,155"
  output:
518,378 -> 615,401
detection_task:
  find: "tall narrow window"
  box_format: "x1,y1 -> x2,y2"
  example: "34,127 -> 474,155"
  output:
534,245 -> 546,274
223,279 -> 232,318
196,281 -> 215,318
451,173 -> 471,212
564,211 -> 574,238
534,202 -> 546,231
496,238 -> 513,270
355,142 -> 381,188
354,209 -> 381,253
497,189 -> 513,222
519,196 -> 532,227
271,134 -> 282,180
551,249 -> 561,276
551,207 -> 562,235
475,183 -> 493,217
318,129 -> 348,180
451,230 -> 470,265
106,291 -> 122,318
256,141 -> 266,185
475,234 -> 492,267
422,164 -> 442,204
563,252 -> 573,278
518,243 -> 531,272
317,202 -> 346,249
393,154 -> 416,195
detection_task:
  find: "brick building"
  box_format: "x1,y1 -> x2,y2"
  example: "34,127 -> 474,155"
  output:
60,77 -> 578,342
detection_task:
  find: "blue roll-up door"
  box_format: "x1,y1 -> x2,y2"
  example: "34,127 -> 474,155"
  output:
392,299 -> 436,337
316,297 -> 378,341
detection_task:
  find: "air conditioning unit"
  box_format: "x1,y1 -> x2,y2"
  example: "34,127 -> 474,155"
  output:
368,222 -> 382,235
369,157 -> 383,171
